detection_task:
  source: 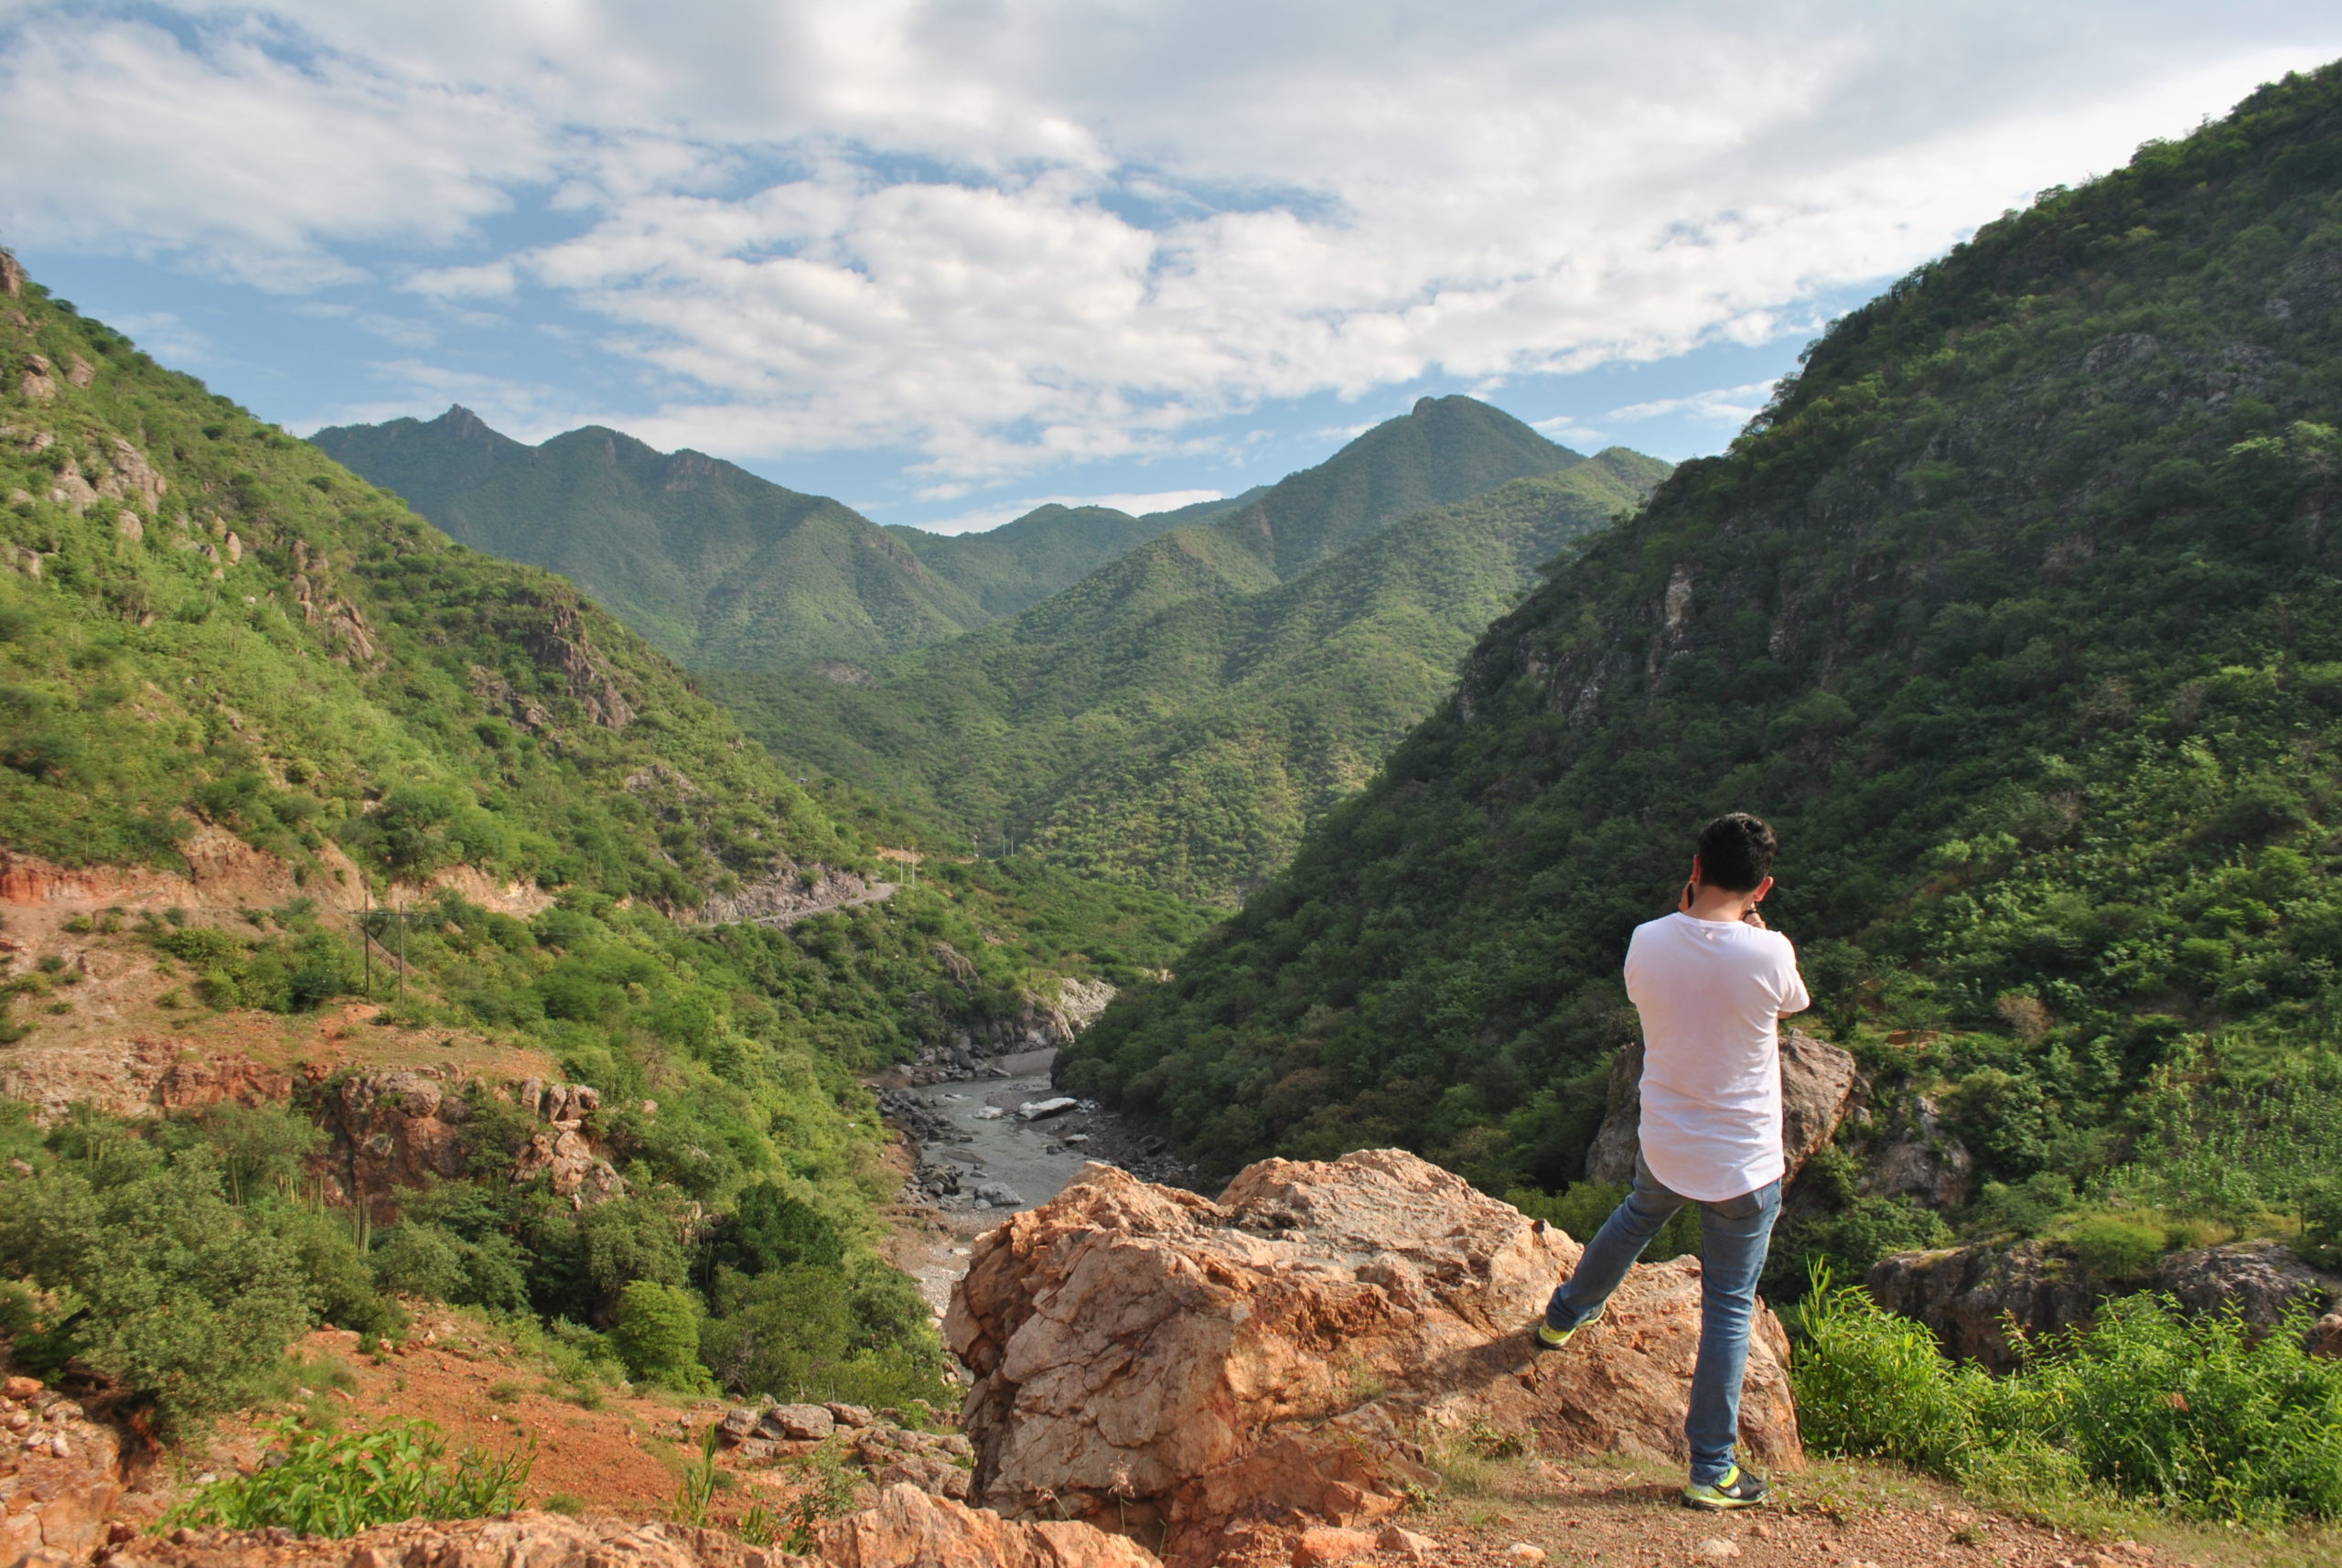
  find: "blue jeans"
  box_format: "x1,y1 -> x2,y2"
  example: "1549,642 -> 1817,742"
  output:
1543,1155 -> 1782,1485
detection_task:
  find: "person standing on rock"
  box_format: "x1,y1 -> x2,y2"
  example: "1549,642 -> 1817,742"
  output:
1534,811 -> 1809,1511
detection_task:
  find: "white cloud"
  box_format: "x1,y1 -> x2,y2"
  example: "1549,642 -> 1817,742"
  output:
1606,381 -> 1781,425
5,2 -> 2340,479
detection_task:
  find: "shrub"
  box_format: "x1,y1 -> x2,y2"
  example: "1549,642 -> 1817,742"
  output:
609,1279 -> 705,1391
2059,1211 -> 2168,1282
0,1150 -> 311,1433
1795,1272 -> 2342,1523
166,1417 -> 532,1536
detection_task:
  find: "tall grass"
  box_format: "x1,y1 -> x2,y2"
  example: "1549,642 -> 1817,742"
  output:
1795,1271 -> 2342,1525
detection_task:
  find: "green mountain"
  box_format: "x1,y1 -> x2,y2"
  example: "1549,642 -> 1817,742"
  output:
1060,63 -> 2342,1283
0,255 -> 1214,1428
886,487 -> 1271,618
311,409 -> 989,669
714,404 -> 1667,901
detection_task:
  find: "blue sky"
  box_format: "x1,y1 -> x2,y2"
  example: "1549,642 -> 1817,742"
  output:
6,3 -> 2342,532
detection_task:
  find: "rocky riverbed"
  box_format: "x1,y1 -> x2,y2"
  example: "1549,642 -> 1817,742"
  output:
869,1047 -> 1198,1316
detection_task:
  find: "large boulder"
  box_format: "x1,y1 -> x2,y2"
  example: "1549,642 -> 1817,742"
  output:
2154,1240 -> 2342,1332
1864,1240 -> 2096,1370
816,1483 -> 1156,1567
1585,1028 -> 1857,1188
946,1150 -> 1799,1566
0,1383 -> 123,1564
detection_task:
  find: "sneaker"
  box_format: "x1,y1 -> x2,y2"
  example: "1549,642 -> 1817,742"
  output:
1681,1465 -> 1768,1510
1532,1307 -> 1601,1350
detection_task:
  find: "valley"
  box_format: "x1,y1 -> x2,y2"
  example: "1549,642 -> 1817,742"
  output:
7,46 -> 2342,1568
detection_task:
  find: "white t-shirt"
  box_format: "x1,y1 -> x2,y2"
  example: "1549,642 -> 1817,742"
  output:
1622,911 -> 1811,1202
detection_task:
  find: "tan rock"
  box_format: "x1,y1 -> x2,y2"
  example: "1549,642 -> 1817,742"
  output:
1291,1525 -> 1378,1566
117,510 -> 144,542
816,1483 -> 1158,1568
1375,1524 -> 1436,1562
65,355 -> 94,389
1695,1540 -> 1742,1561
1503,1546 -> 1546,1564
0,1395 -> 123,1559
948,1150 -> 1799,1566
18,352 -> 53,402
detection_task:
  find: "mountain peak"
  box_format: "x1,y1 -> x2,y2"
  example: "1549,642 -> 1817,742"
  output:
432,403 -> 491,440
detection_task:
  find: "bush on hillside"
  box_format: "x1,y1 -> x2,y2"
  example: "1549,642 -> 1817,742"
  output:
1797,1275 -> 2342,1523
608,1279 -> 705,1391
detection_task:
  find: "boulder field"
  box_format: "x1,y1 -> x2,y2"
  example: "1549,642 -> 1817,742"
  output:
947,1148 -> 1801,1566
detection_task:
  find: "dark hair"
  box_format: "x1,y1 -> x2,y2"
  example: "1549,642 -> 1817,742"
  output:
1696,812 -> 1778,893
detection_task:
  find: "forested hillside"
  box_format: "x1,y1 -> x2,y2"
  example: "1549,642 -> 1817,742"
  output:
886,488 -> 1267,618
717,407 -> 1666,901
313,408 -> 990,668
0,256 -> 1206,1427
1063,63 -> 2342,1285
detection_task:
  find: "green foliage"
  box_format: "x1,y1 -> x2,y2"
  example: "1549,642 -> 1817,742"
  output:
165,1417 -> 531,1537
1064,63 -> 2342,1223
718,430 -> 1667,903
1798,1275 -> 2342,1523
608,1279 -> 705,1391
698,1260 -> 951,1410
0,1140 -> 312,1433
311,411 -> 988,669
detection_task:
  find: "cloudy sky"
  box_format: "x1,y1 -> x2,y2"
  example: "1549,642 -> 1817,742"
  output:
5,3 -> 2339,532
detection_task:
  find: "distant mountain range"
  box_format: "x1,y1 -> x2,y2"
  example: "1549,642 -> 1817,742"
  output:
713,399 -> 1670,900
313,411 -> 1260,668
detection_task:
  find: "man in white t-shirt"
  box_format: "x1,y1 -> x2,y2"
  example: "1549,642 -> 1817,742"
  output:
1533,812 -> 1810,1511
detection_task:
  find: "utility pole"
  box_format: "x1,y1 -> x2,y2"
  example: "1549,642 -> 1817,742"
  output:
396,897 -> 406,1005
361,883 -> 372,997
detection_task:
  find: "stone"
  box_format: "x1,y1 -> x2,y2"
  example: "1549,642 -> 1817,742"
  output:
825,1402 -> 876,1429
1503,1547 -> 1546,1564
18,352 -> 53,403
1585,1029 -> 1855,1187
974,1182 -> 1025,1208
764,1402 -> 838,1441
0,1393 -> 123,1560
1375,1524 -> 1436,1562
948,1150 -> 1799,1567
116,510 -> 144,542
2314,1312 -> 2342,1359
1291,1525 -> 1378,1565
1695,1540 -> 1743,1560
65,355 -> 94,389
815,1483 -> 1158,1568
1018,1097 -> 1079,1121
1853,1091 -> 1974,1208
976,1106 -> 1005,1120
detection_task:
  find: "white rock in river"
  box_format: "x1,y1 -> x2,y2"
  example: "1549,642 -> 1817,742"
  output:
1018,1097 -> 1079,1122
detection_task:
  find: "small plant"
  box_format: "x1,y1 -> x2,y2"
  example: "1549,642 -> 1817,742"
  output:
541,1491 -> 587,1517
1463,1418 -> 1525,1458
488,1379 -> 524,1403
156,989 -> 183,1009
781,1441 -> 865,1552
163,1418 -> 532,1538
671,1424 -> 721,1529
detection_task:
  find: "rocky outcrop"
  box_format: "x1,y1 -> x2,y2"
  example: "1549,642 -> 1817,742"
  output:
2154,1241 -> 2342,1336
1868,1236 -> 2342,1371
521,593 -> 636,730
1864,1240 -> 2095,1370
0,1379 -> 124,1566
102,1487 -> 1153,1568
1585,1029 -> 1856,1187
318,1070 -> 473,1222
700,866 -> 896,928
1848,1089 -> 1974,1209
947,1150 -> 1799,1566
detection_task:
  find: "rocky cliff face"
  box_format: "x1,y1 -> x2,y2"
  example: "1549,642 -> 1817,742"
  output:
947,1149 -> 1799,1566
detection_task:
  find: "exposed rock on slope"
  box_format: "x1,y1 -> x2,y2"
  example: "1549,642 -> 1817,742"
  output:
106,1487 -> 1155,1568
0,1379 -> 123,1565
947,1149 -> 1799,1565
1584,1030 -> 1856,1187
